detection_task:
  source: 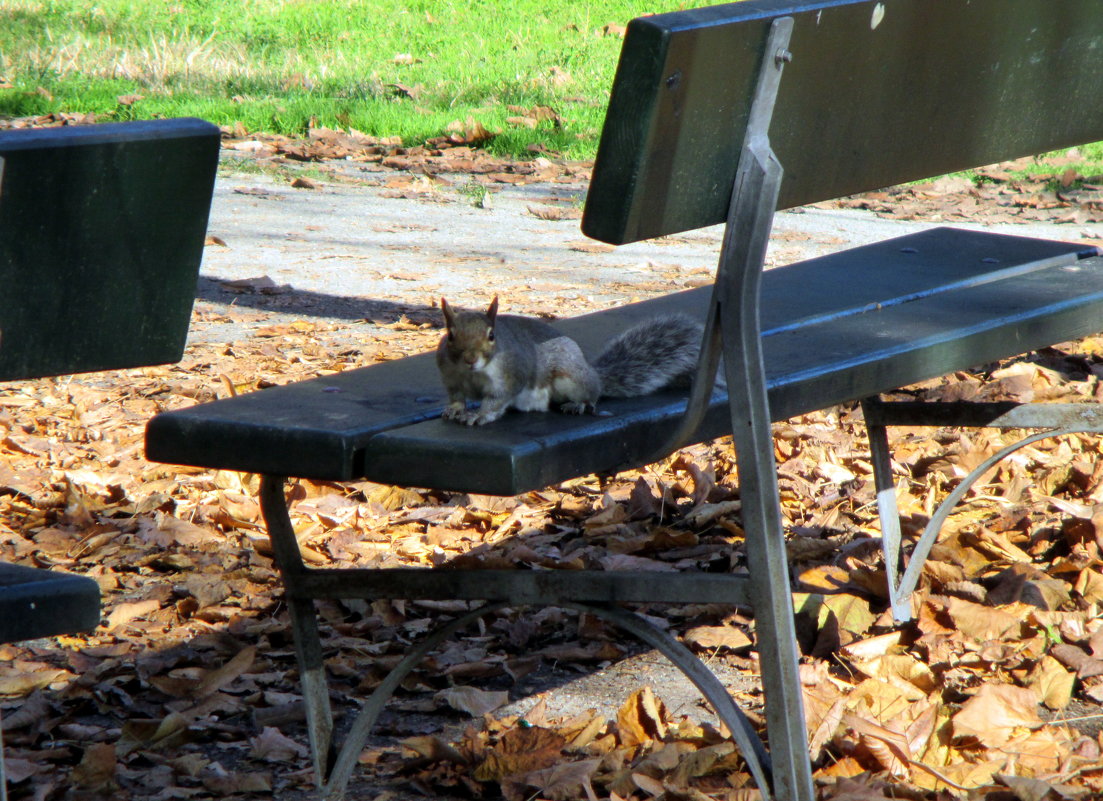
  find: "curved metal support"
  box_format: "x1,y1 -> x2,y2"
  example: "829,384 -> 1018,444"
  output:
565,601 -> 773,796
324,601 -> 509,800
648,15 -> 794,465
650,296 -> 725,463
322,599 -> 776,800
893,427 -> 1089,606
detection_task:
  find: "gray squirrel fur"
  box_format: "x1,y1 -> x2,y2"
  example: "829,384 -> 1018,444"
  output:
437,296 -> 716,426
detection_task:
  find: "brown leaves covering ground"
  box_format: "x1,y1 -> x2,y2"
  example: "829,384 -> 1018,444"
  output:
4,312 -> 1103,801
0,113 -> 591,186
218,121 -> 590,185
818,154 -> 1103,230
1,121 -> 1103,798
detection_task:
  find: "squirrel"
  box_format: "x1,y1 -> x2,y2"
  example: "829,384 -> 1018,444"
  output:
436,296 -> 715,426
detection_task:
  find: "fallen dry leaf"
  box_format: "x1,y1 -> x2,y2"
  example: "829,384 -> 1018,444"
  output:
616,686 -> 668,747
952,683 -> 1043,747
437,685 -> 509,717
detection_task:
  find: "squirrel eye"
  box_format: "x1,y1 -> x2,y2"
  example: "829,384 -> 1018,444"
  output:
487,329 -> 495,342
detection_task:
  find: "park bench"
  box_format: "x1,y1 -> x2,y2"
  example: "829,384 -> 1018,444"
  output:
144,1 -> 1103,799
0,118 -> 220,798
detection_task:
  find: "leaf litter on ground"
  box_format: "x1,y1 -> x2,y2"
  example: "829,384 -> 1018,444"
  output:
2,152 -> 1103,801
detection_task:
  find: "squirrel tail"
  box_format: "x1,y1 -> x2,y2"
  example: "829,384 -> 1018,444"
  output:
595,314 -> 715,397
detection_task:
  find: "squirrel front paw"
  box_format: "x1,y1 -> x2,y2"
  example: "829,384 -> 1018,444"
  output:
466,407 -> 505,426
443,406 -> 503,426
443,408 -> 481,425
559,402 -> 594,415
442,403 -> 466,421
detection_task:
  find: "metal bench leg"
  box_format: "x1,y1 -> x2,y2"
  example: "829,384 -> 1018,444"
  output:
705,19 -> 811,800
720,229 -> 813,801
673,17 -> 810,800
860,399 -> 910,622
862,400 -> 1103,622
259,475 -> 334,786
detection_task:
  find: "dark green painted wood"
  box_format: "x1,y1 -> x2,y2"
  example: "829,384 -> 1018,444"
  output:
145,228 -> 1101,490
583,0 -> 1103,244
0,562 -> 100,644
0,118 -> 220,380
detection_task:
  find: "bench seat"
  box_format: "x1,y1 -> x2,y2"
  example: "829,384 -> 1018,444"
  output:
0,563 -> 100,645
146,226 -> 1102,494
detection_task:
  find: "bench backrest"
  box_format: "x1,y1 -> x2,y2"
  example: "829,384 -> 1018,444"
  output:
583,0 -> 1103,245
0,118 -> 220,380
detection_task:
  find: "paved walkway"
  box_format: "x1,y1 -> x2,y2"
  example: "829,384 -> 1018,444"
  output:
191,161 -> 1103,346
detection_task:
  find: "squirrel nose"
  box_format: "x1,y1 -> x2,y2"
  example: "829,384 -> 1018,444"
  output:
464,354 -> 478,365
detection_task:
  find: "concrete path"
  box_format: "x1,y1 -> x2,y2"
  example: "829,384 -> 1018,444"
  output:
191,160 -> 1103,347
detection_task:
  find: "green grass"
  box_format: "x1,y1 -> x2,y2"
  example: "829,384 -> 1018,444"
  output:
0,0 -> 713,159
3,0 -> 1102,170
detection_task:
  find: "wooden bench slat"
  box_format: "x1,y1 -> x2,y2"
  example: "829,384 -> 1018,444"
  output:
0,563 -> 101,644
369,240 -> 1103,495
583,0 -> 1103,244
0,118 -> 220,380
145,228 -> 1100,489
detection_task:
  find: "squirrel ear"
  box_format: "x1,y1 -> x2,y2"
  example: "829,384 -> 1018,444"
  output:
487,295 -> 499,323
441,297 -> 453,327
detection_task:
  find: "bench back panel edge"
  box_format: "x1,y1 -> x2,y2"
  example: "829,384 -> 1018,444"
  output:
0,118 -> 221,379
583,0 -> 1103,244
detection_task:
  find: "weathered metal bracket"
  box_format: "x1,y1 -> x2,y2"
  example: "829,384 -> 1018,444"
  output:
862,398 -> 1103,622
653,18 -> 793,463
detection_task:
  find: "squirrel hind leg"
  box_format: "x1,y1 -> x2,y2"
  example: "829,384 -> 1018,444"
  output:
538,337 -> 602,412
